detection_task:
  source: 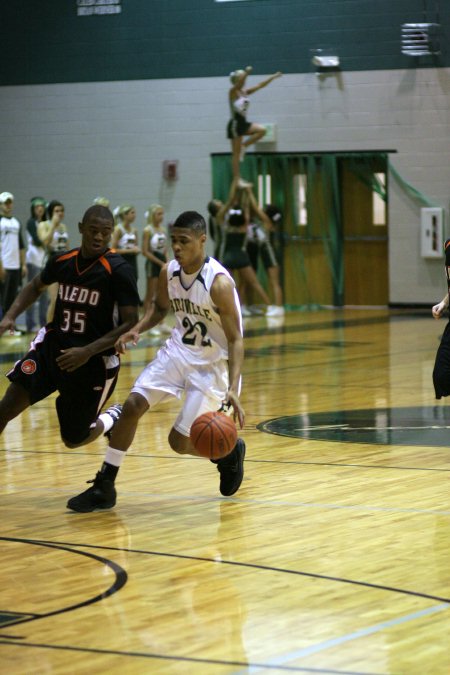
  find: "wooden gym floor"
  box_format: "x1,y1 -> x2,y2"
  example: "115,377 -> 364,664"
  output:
0,308 -> 449,674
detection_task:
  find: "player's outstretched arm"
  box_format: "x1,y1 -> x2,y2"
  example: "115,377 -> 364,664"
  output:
211,274 -> 245,428
0,275 -> 47,336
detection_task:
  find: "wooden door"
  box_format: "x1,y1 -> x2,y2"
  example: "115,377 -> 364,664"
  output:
341,161 -> 389,305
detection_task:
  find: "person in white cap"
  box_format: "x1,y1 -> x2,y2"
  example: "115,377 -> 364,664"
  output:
0,192 -> 26,335
227,66 -> 282,183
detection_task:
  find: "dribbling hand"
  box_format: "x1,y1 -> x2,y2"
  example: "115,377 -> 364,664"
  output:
223,389 -> 245,429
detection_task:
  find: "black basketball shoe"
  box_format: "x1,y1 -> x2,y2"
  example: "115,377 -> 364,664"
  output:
67,472 -> 116,512
215,438 -> 246,496
103,403 -> 123,440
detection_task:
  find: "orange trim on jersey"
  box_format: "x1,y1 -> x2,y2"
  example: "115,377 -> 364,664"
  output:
54,247 -> 113,276
56,250 -> 78,263
99,256 -> 112,274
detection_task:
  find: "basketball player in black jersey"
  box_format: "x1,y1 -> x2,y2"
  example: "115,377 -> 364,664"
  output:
432,239 -> 450,399
0,205 -> 140,462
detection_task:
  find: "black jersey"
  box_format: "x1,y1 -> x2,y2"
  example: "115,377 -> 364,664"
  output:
40,247 -> 139,354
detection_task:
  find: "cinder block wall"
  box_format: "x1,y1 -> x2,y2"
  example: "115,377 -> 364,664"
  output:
0,1 -> 448,303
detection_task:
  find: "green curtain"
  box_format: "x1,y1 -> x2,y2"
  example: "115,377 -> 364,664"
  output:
388,161 -> 439,208
211,152 -> 385,308
346,154 -> 388,200
211,152 -> 439,308
317,155 -> 344,305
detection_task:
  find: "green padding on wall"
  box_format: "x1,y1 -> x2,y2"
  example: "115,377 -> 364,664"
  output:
1,0 -> 448,85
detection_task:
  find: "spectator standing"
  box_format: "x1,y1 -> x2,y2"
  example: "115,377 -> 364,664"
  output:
25,196 -> 48,332
111,204 -> 140,282
38,200 -> 69,322
0,192 -> 26,335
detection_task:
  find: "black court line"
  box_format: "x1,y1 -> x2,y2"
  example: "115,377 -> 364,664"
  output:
0,537 -> 127,628
241,458 -> 450,473
1,447 -> 448,475
0,634 -> 25,639
0,639 -> 385,675
28,538 -> 450,605
0,611 -> 38,628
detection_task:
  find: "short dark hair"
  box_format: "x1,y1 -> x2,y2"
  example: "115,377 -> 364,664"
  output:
82,204 -> 114,225
171,210 -> 206,234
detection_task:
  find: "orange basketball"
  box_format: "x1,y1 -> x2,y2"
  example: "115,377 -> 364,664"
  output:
190,411 -> 238,460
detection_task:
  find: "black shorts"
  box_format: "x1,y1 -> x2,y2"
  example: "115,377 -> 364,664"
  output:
227,113 -> 252,139
246,241 -> 259,271
433,321 -> 450,399
222,248 -> 252,270
260,240 -> 280,270
7,328 -> 120,444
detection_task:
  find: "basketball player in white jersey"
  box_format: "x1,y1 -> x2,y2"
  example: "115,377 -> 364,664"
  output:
68,210 -> 246,512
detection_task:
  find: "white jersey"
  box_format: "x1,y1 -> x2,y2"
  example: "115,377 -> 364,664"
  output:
117,227 -> 138,250
26,231 -> 46,267
166,256 -> 242,366
247,222 -> 268,244
145,224 -> 167,253
0,216 -> 22,269
49,226 -> 69,253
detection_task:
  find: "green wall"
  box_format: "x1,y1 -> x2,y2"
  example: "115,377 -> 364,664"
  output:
1,0 -> 448,85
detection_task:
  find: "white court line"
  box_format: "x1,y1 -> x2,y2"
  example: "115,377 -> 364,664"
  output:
231,603 -> 450,675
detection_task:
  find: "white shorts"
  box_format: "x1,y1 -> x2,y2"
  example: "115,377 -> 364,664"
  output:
131,343 -> 230,437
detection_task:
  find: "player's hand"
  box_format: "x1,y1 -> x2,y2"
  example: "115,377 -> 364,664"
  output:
224,389 -> 245,429
115,330 -> 140,354
56,347 -> 91,372
0,316 -> 16,337
432,301 -> 447,319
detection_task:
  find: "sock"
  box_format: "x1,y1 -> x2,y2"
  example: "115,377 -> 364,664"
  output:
98,411 -> 114,433
100,446 -> 125,481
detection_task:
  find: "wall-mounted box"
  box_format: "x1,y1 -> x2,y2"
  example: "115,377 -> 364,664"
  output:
420,207 -> 444,258
258,123 -> 277,143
